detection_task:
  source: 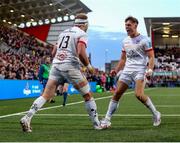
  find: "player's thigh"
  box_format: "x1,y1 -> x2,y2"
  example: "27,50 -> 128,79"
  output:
134,72 -> 145,96
46,65 -> 64,97
113,80 -> 129,100
67,69 -> 90,95
135,79 -> 145,96
118,72 -> 132,86
43,79 -> 58,99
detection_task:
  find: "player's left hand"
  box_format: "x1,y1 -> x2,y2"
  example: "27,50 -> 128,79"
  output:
81,66 -> 87,72
145,69 -> 153,77
87,64 -> 95,74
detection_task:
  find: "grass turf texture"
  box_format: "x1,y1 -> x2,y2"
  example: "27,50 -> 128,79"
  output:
0,87 -> 180,142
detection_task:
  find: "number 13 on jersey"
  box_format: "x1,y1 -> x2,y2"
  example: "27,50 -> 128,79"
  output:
59,36 -> 70,49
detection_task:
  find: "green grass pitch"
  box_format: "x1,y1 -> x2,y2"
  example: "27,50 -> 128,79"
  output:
0,87 -> 180,142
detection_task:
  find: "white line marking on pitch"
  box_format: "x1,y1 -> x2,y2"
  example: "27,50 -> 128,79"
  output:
0,88 -> 153,119
157,105 -> 180,107
20,113 -> 180,117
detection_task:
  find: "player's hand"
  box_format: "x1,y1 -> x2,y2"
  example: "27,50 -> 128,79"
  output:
87,64 -> 95,74
110,70 -> 117,76
114,70 -> 122,83
145,69 -> 153,77
81,66 -> 87,72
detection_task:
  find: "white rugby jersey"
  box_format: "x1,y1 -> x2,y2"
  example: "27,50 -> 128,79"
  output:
122,34 -> 153,71
53,26 -> 88,67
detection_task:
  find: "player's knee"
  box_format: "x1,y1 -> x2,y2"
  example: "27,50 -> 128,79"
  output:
79,84 -> 90,95
135,92 -> 146,102
42,84 -> 56,100
112,94 -> 120,101
113,89 -> 124,101
83,92 -> 92,101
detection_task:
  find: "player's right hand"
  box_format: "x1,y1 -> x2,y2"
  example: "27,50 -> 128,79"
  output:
114,70 -> 122,83
110,70 -> 116,76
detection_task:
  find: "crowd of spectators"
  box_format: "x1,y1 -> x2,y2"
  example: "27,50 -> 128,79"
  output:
0,25 -> 117,91
148,45 -> 180,87
85,71 -> 116,91
0,51 -> 50,80
0,25 -> 53,80
154,45 -> 180,71
0,25 -> 52,55
1,25 -> 180,89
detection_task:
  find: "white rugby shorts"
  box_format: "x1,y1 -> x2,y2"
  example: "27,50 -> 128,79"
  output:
118,70 -> 145,86
49,64 -> 90,95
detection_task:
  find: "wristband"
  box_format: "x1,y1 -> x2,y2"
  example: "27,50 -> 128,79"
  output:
87,64 -> 92,70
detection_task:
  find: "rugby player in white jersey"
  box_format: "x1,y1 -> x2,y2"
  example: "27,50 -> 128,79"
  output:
20,13 -> 102,132
101,16 -> 161,128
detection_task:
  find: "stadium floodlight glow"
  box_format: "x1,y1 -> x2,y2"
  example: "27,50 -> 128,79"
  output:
171,35 -> 178,38
18,23 -> 25,28
162,34 -> 169,38
31,18 -> 34,22
162,23 -> 170,25
38,20 -> 43,25
58,8 -> 61,12
70,15 -> 75,20
13,23 -> 17,27
26,22 -> 31,27
3,19 -> 6,23
163,30 -> 170,34
57,17 -> 62,22
63,16 -> 69,21
45,19 -> 50,24
49,3 -> 53,6
51,18 -> 56,23
10,9 -> 14,13
8,21 -> 12,24
32,22 -> 37,26
163,27 -> 170,30
21,14 -> 25,17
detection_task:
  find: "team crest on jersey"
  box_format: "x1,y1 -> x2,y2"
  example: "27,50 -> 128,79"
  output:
56,51 -> 67,61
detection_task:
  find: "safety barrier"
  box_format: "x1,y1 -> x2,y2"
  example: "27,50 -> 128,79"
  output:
0,80 -> 97,100
0,80 -> 43,100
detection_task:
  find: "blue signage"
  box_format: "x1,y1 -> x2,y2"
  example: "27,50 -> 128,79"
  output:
0,80 -> 97,100
68,82 -> 97,95
0,80 -> 43,100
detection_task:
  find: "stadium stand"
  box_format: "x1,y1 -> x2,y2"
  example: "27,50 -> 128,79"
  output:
0,25 -> 52,80
0,25 -> 115,92
147,45 -> 180,87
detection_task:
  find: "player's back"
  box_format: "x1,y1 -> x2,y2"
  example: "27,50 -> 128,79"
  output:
53,26 -> 87,70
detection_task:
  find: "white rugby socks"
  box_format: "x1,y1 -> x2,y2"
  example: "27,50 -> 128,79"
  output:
145,97 -> 157,115
105,99 -> 119,120
85,98 -> 100,126
26,96 -> 47,119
